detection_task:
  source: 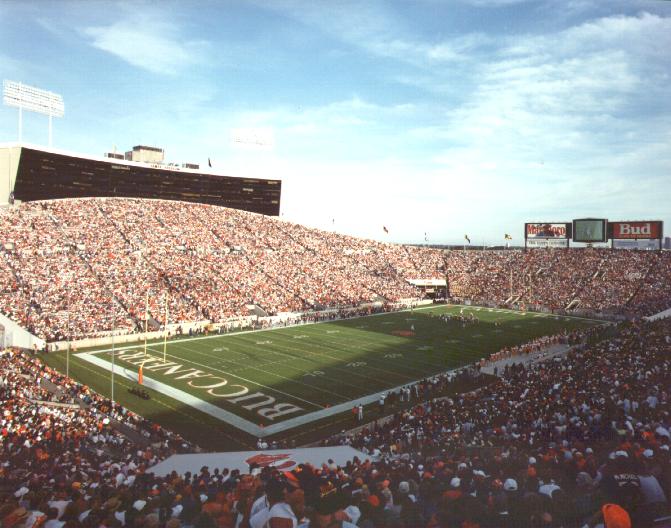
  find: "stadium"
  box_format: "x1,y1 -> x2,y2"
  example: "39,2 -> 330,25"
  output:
1,3 -> 671,528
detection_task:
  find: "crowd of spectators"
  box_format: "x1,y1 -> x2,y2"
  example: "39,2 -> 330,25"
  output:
445,248 -> 671,318
0,198 -> 670,342
1,317 -> 670,527
319,318 -> 671,527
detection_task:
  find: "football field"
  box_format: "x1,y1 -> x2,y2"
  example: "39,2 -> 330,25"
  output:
43,305 -> 601,449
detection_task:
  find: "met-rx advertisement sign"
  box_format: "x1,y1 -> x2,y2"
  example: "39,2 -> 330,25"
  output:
608,221 -> 662,240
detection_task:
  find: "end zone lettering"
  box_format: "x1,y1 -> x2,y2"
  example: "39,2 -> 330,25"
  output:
113,350 -> 302,421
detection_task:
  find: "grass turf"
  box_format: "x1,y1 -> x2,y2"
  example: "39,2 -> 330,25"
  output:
41,305 -> 600,450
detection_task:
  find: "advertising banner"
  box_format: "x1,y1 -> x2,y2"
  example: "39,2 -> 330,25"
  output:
526,238 -> 568,248
609,221 -> 662,240
525,223 -> 569,239
148,446 -> 371,477
612,239 -> 660,250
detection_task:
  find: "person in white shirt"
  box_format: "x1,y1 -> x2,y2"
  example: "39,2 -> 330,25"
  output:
250,478 -> 291,528
44,507 -> 65,528
250,492 -> 269,520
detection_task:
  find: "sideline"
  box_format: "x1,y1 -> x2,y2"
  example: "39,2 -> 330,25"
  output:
77,303 -> 603,355
70,306 -> 602,438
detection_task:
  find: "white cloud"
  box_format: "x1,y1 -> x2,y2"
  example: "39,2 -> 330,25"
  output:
256,0 -> 491,66
458,0 -> 534,5
83,16 -> 208,75
188,10 -> 670,243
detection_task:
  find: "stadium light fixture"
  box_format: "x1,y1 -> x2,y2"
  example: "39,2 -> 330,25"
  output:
230,127 -> 275,149
3,80 -> 65,147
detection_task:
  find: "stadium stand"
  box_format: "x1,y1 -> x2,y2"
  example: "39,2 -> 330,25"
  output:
1,319 -> 669,527
0,198 -> 670,342
1,197 -> 671,526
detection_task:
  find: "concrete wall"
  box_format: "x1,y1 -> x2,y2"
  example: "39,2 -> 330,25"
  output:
0,312 -> 45,350
645,307 -> 671,322
48,320 -> 212,351
0,145 -> 21,204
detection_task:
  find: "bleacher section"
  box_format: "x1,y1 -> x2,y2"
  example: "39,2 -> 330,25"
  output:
0,197 -> 670,341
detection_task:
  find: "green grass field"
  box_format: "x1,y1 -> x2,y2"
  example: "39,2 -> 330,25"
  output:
41,305 -> 600,450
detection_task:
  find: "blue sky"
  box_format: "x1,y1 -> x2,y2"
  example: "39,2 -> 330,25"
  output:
1,0 -> 669,244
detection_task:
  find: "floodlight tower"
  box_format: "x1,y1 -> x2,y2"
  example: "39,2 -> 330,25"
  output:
3,80 -> 65,147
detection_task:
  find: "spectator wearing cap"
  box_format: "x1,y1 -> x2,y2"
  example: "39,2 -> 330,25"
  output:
298,481 -> 356,528
636,452 -> 668,521
380,486 -> 402,527
572,472 -> 602,524
583,502 -> 632,528
601,453 -> 642,524
397,481 -> 422,528
2,507 -> 30,528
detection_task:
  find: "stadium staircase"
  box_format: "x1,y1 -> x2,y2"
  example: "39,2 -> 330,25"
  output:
274,223 -> 399,303
93,203 -> 209,325
43,209 -> 141,331
625,251 -> 660,309
246,305 -> 268,317
402,245 -> 423,276
236,224 -> 314,313
182,206 -> 308,316
566,299 -> 581,310
37,374 -> 151,447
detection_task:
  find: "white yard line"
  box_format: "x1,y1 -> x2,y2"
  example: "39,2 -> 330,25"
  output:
115,345 -> 323,410
84,304 -> 603,355
76,352 -> 265,436
75,350 -> 472,438
70,305 -> 603,437
169,341 -> 352,403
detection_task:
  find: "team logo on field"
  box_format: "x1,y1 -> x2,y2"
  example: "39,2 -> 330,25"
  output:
245,453 -> 295,470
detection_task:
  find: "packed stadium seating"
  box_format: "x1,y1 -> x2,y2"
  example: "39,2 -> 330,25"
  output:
1,318 -> 669,527
0,197 -> 670,342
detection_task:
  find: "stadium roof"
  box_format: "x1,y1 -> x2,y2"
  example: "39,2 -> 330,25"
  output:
0,141 -> 257,179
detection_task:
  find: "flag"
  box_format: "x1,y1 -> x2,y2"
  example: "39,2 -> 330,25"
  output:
138,365 -> 144,385
464,234 -> 471,244
505,234 -> 512,240
208,157 -> 212,168
383,226 -> 389,234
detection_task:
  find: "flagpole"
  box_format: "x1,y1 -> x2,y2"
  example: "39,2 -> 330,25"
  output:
143,290 -> 149,357
111,298 -> 115,403
163,293 -> 168,363
66,304 -> 70,379
510,268 -> 513,300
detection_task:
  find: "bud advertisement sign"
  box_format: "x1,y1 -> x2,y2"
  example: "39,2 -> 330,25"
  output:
525,223 -> 570,239
609,221 -> 662,240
